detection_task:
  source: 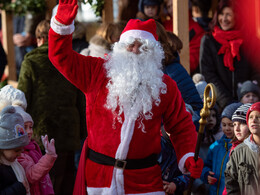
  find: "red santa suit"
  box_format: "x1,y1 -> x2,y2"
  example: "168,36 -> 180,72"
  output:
49,18 -> 197,195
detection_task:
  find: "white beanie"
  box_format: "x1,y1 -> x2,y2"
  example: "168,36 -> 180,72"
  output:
13,106 -> 33,124
0,85 -> 27,110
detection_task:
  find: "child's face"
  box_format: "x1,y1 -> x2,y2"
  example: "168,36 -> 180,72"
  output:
241,92 -> 259,104
206,109 -> 217,130
24,121 -> 33,141
221,117 -> 234,139
2,147 -> 23,162
144,5 -> 158,18
166,0 -> 173,16
233,121 -> 250,141
248,110 -> 260,136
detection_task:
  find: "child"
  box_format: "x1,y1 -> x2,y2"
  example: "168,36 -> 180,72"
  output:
158,127 -> 190,195
231,103 -> 252,151
136,0 -> 162,21
81,22 -> 126,58
200,102 -> 241,195
237,80 -> 260,104
200,106 -> 222,161
225,102 -> 260,194
0,106 -> 30,194
14,106 -> 57,195
222,103 -> 252,195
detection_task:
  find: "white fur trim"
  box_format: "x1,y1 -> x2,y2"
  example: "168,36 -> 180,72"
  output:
50,16 -> 74,35
178,152 -> 195,174
127,192 -> 165,195
119,30 -> 156,43
87,185 -> 164,195
87,116 -> 136,194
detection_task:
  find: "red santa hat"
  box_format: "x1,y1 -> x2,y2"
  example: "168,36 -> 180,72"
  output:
246,102 -> 260,125
119,19 -> 158,43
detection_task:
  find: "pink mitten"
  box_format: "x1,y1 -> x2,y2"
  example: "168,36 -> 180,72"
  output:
55,0 -> 78,25
41,135 -> 56,156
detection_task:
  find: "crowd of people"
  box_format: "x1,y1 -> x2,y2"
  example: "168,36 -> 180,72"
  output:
0,0 -> 260,195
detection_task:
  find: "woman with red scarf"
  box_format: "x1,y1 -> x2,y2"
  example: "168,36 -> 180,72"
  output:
199,0 -> 260,112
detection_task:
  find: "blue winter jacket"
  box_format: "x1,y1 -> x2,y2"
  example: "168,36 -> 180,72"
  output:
163,56 -> 203,114
201,135 -> 232,195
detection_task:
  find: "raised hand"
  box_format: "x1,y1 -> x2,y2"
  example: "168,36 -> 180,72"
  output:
41,135 -> 56,156
55,0 -> 78,25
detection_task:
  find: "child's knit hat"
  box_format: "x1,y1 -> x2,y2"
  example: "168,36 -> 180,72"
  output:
221,102 -> 242,120
232,103 -> 252,124
195,81 -> 207,100
0,85 -> 27,110
246,102 -> 260,125
138,0 -> 162,14
237,80 -> 260,101
0,106 -> 29,149
14,106 -> 34,125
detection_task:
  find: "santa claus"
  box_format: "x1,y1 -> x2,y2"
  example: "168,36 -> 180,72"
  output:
48,0 -> 203,194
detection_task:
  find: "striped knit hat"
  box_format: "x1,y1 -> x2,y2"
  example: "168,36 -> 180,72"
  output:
232,103 -> 253,124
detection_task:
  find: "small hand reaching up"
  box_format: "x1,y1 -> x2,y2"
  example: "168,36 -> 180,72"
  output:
41,135 -> 56,156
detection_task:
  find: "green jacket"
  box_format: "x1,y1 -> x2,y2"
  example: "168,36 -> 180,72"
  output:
224,135 -> 259,195
18,43 -> 86,152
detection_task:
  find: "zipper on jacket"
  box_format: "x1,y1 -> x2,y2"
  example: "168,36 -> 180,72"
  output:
216,141 -> 228,195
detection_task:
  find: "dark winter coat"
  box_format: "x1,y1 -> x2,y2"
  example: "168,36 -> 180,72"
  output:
158,130 -> 190,194
0,164 -> 26,195
18,43 -> 86,152
200,34 -> 260,111
163,56 -> 203,113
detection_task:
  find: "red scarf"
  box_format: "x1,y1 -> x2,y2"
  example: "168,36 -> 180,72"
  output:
212,26 -> 243,72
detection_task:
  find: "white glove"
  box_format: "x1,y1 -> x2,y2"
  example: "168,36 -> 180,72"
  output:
41,135 -> 56,156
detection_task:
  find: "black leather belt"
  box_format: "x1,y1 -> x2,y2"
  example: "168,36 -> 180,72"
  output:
87,148 -> 158,170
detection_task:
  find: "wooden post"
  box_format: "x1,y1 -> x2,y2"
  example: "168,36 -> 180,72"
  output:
1,11 -> 16,81
173,0 -> 190,74
102,0 -> 114,24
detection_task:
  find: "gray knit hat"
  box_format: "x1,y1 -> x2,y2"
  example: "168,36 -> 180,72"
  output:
221,102 -> 242,120
0,106 -> 29,149
232,103 -> 252,124
237,80 -> 260,100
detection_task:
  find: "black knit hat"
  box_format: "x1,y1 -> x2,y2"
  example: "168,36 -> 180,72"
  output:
138,0 -> 162,13
237,80 -> 260,100
232,103 -> 253,124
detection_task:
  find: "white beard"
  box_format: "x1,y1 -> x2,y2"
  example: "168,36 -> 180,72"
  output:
104,39 -> 167,130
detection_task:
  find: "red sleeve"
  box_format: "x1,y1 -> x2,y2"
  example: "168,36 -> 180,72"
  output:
162,76 -> 197,162
48,28 -> 105,93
